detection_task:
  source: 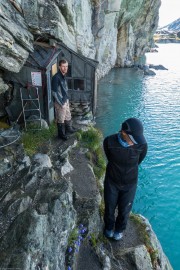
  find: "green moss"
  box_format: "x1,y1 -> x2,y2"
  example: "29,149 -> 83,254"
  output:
68,228 -> 79,246
21,123 -> 56,156
77,127 -> 106,180
85,151 -> 92,161
89,232 -> 108,248
76,131 -> 82,141
150,249 -> 158,264
90,233 -> 97,248
80,128 -> 105,175
99,199 -> 105,217
130,213 -> 159,267
93,147 -> 106,179
80,127 -> 103,151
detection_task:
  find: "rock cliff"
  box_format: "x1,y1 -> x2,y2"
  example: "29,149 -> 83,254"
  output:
0,0 -> 160,92
0,128 -> 173,270
0,1 -> 172,268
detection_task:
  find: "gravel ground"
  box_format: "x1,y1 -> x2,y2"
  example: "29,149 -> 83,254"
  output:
76,242 -> 102,270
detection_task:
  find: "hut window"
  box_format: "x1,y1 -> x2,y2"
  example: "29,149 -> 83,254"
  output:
74,79 -> 84,90
67,79 -> 85,91
52,63 -> 57,76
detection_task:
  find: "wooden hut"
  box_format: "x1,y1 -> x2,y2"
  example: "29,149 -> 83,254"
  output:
5,42 -> 98,125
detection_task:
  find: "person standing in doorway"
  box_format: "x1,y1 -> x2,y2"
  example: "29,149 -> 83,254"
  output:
51,59 -> 75,140
103,118 -> 148,240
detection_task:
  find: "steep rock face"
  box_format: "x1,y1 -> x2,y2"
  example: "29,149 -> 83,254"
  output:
0,0 -> 33,73
116,0 -> 161,67
0,0 -> 160,83
0,143 -> 77,269
0,136 -> 173,270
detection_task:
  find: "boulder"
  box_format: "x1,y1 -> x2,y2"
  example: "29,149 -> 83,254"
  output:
149,64 -> 168,70
144,69 -> 156,75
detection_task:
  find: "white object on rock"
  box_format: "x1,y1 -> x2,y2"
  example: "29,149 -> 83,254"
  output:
61,159 -> 74,176
33,154 -> 52,168
18,156 -> 31,171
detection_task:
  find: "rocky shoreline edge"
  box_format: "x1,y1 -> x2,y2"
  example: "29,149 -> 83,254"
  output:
0,125 -> 173,270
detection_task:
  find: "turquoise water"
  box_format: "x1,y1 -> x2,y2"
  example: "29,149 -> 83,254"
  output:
96,44 -> 180,269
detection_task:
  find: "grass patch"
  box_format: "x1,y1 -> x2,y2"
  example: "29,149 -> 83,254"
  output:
93,147 -> 106,179
76,127 -> 106,217
130,213 -> 158,267
77,127 -> 106,179
99,199 -> 105,217
89,232 -> 108,248
21,123 -> 56,155
90,233 -> 98,248
77,127 -> 103,151
68,227 -> 79,246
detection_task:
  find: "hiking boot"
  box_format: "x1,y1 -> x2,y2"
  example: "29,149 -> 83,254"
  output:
113,231 -> 123,241
104,229 -> 113,238
65,120 -> 77,134
57,123 -> 68,140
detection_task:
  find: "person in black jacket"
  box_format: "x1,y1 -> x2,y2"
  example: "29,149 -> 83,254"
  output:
103,118 -> 147,240
51,59 -> 75,140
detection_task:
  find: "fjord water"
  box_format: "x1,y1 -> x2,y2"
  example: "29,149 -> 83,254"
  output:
96,44 -> 180,269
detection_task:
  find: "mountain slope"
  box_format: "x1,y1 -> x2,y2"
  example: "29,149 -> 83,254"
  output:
160,18 -> 180,32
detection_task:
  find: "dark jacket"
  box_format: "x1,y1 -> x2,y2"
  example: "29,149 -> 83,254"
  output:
51,71 -> 69,106
103,134 -> 147,188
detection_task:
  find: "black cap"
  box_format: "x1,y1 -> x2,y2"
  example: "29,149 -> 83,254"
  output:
121,118 -> 146,144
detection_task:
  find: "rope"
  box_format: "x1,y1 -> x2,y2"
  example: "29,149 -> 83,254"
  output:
0,129 -> 21,149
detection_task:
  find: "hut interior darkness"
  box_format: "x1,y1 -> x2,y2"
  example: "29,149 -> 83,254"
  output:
4,42 -> 98,126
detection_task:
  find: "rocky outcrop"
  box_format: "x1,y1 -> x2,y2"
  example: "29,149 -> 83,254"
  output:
149,64 -> 168,70
0,0 -> 160,84
0,73 -> 8,94
0,131 -> 173,270
0,135 -> 101,269
0,0 -> 33,73
0,142 -> 77,269
116,0 -> 161,67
